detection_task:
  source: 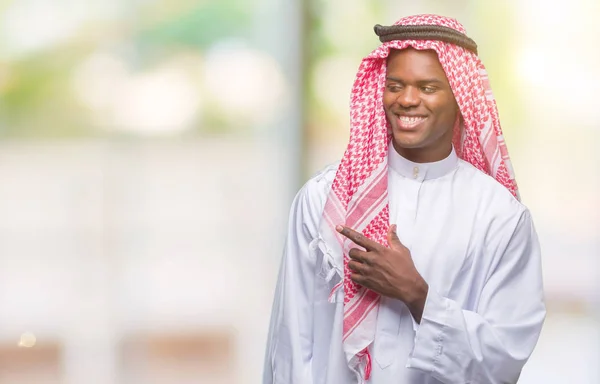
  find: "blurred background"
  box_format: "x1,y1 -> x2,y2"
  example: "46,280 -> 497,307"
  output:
0,0 -> 598,383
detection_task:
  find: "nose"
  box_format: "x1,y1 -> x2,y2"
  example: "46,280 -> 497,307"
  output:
396,86 -> 420,108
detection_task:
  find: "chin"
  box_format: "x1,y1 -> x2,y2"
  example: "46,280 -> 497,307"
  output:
391,133 -> 425,150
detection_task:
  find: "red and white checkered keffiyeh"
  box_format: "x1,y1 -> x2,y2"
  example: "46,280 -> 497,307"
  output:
319,14 -> 519,381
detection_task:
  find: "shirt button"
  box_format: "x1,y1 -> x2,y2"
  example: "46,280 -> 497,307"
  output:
413,166 -> 419,178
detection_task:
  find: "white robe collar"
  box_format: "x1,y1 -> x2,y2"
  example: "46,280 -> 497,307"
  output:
387,142 -> 458,181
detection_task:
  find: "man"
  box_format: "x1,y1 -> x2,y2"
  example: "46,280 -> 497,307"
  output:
263,14 -> 545,384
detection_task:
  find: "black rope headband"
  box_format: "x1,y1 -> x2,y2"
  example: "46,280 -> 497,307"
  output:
373,24 -> 478,55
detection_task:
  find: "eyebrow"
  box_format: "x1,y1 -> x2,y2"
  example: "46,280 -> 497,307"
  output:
385,76 -> 445,85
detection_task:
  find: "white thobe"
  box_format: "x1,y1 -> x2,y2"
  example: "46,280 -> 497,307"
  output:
263,145 -> 546,384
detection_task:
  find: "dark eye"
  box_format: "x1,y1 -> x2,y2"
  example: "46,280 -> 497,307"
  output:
386,84 -> 403,92
421,86 -> 437,94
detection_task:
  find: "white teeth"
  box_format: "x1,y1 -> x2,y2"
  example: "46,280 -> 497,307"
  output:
398,116 -> 426,128
399,116 -> 424,123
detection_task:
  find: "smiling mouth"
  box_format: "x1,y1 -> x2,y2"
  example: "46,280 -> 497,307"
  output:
396,115 -> 427,129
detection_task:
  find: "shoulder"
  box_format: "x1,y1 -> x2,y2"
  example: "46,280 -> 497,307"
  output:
456,159 -> 526,213
288,162 -> 340,234
295,161 -> 339,207
455,160 -> 532,241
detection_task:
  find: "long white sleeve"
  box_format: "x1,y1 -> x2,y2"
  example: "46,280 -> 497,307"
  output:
406,209 -> 546,383
263,178 -> 326,384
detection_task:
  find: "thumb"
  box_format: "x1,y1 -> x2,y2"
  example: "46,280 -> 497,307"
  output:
387,224 -> 403,249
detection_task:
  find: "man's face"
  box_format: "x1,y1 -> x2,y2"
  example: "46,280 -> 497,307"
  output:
383,48 -> 459,163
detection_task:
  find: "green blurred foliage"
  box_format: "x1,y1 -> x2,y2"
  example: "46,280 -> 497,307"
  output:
137,0 -> 250,50
0,46 -> 92,138
0,0 -> 252,138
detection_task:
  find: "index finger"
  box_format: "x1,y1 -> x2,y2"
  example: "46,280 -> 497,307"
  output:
336,225 -> 382,252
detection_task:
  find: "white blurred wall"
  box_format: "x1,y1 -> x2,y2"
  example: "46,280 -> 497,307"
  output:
0,139 -> 289,383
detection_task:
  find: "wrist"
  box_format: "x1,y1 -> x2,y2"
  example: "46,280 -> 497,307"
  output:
405,275 -> 428,323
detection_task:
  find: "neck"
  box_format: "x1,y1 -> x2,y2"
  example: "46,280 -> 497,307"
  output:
392,142 -> 453,163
